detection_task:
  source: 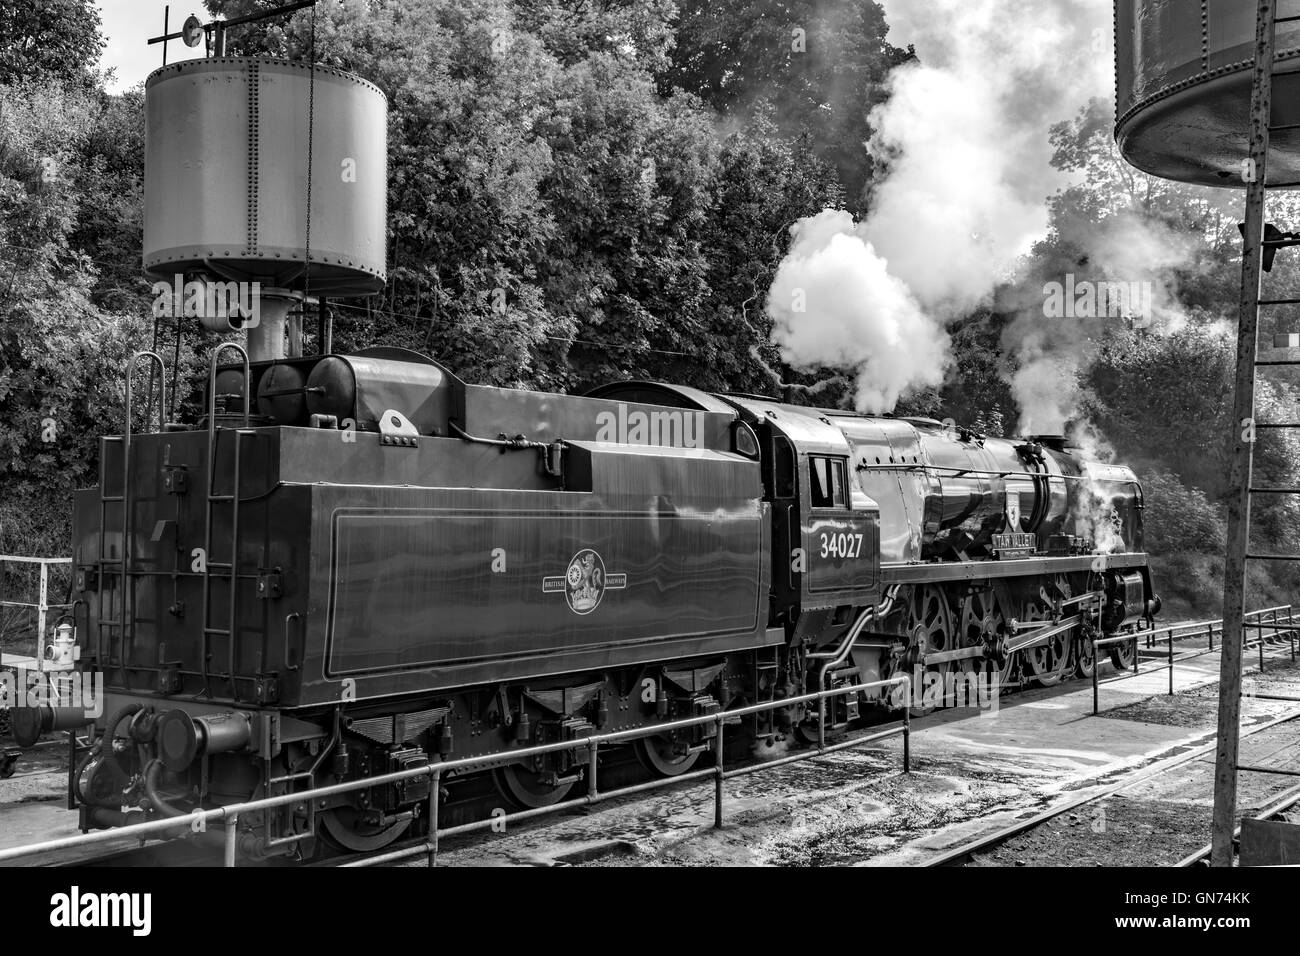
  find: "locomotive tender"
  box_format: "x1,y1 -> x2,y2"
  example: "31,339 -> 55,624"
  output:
7,50 -> 1158,857
15,348 -> 1158,855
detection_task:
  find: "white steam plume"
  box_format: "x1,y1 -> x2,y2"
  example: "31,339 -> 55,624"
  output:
1066,422 -> 1127,554
768,0 -> 1115,414
768,210 -> 945,413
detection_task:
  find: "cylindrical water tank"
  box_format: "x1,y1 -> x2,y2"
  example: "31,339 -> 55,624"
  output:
1115,0 -> 1300,187
144,57 -> 387,292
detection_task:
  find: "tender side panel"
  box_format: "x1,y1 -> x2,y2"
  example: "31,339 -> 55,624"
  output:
324,505 -> 764,675
301,443 -> 771,702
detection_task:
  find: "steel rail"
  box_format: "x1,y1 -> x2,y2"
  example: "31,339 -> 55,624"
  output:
0,674 -> 913,867
1176,781 -> 1300,867
344,721 -> 914,868
924,706 -> 1300,867
8,609 -> 1294,866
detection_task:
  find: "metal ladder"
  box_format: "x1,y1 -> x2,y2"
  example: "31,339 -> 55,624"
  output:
95,352 -> 166,686
1213,0 -> 1300,867
199,344 -> 252,701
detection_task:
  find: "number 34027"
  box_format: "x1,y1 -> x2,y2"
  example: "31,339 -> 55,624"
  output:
819,532 -> 864,559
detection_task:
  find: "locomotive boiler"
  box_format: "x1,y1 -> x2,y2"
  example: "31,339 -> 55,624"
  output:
4,49 -> 1159,859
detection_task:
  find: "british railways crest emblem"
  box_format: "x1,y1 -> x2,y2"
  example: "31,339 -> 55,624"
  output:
542,549 -> 627,615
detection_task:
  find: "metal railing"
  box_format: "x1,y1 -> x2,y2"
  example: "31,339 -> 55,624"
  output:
0,674 -> 914,868
1090,605 -> 1300,715
0,556 -> 73,664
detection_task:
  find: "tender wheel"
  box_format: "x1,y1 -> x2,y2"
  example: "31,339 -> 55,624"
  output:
319,807 -> 411,853
634,734 -> 702,776
493,764 -> 576,809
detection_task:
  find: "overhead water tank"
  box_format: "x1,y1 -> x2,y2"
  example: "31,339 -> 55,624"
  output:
143,57 -> 387,293
1115,0 -> 1300,187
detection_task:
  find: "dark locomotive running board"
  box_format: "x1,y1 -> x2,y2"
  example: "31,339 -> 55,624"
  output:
879,552 -> 1150,585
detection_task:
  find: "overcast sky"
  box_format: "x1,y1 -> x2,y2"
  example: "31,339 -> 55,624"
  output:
98,1 -> 208,93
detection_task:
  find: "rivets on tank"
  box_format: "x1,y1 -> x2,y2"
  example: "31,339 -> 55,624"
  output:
1201,0 -> 1209,72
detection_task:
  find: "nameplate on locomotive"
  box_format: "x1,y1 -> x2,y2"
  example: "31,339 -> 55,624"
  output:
991,532 -> 1037,558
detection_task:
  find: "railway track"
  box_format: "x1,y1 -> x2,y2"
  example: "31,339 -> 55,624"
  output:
924,705 -> 1300,867
311,638 -> 1300,868
7,623 -> 1298,868
1175,784 -> 1300,866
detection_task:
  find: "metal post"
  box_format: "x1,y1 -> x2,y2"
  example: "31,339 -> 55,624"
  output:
903,683 -> 912,773
37,560 -> 48,655
1091,633 -> 1099,716
1168,635 -> 1175,696
1213,0 -> 1277,869
713,717 -> 724,829
65,729 -> 77,811
223,813 -> 238,867
426,770 -> 439,867
1209,622 -> 1215,651
586,741 -> 598,800
1133,634 -> 1140,675
817,677 -> 827,751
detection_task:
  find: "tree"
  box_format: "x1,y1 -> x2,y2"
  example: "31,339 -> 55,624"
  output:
0,0 -> 104,87
202,0 -> 851,394
661,0 -> 909,210
0,80 -> 151,556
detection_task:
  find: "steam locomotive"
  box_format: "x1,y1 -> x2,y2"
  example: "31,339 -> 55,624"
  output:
10,346 -> 1158,857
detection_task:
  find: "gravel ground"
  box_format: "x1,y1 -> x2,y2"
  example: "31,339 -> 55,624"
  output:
964,656 -> 1300,866
1099,652 -> 1300,728
967,723 -> 1300,866
566,655 -> 1300,867
0,739 -> 70,805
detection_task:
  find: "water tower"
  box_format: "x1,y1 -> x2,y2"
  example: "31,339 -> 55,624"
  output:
1116,1 -> 1300,186
1114,0 -> 1300,868
143,55 -> 387,360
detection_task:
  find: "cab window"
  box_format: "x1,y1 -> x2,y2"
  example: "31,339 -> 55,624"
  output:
809,456 -> 848,509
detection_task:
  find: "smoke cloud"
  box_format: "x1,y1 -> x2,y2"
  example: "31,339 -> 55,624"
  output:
767,210 -> 946,413
768,0 -> 1118,415
1066,421 -> 1128,553
1004,211 -> 1200,434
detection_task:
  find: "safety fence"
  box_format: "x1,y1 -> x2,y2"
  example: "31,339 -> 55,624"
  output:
1,555 -> 74,775
1091,604 -> 1300,715
0,556 -> 72,661
0,675 -> 913,868
7,605 -> 1300,866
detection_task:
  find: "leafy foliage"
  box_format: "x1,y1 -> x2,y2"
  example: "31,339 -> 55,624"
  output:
0,0 -> 104,87
662,0 -> 910,208
0,80 -> 152,557
204,0 -> 851,392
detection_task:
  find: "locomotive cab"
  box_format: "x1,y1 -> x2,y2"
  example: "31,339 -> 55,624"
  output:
718,397 -> 882,648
